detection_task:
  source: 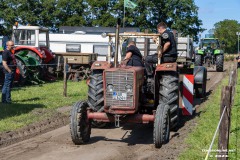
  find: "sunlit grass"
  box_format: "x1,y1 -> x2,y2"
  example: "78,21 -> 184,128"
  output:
0,80 -> 87,132
179,75 -> 230,159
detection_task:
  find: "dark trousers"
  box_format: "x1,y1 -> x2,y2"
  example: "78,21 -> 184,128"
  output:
145,54 -> 177,76
2,72 -> 15,103
126,58 -> 144,67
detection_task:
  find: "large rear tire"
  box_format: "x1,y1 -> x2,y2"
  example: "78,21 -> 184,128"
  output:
87,70 -> 106,128
195,54 -> 203,66
216,54 -> 224,72
70,101 -> 91,145
159,72 -> 179,130
154,104 -> 170,148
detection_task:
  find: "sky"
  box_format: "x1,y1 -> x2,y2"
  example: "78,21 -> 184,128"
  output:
195,0 -> 240,36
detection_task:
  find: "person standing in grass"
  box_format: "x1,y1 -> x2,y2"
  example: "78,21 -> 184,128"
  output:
1,41 -> 16,104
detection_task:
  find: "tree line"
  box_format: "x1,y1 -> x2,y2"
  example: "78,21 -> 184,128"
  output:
1,0 -> 239,53
0,0 -> 204,39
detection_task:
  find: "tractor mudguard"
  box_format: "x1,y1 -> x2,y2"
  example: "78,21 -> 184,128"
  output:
214,49 -> 224,55
15,46 -> 43,59
91,61 -> 112,70
194,66 -> 207,85
196,50 -> 204,55
155,63 -> 177,72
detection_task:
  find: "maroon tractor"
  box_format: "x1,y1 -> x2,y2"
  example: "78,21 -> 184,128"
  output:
70,21 -> 207,148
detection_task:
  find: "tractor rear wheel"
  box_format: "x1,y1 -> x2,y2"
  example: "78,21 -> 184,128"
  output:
70,101 -> 91,145
216,54 -> 224,72
159,72 -> 179,130
153,103 -> 170,148
195,54 -> 203,66
87,70 -> 106,128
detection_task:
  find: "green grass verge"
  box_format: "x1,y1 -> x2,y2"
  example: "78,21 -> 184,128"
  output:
0,80 -> 87,132
179,70 -> 240,160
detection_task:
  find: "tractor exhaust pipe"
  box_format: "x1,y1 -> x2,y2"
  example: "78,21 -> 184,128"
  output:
114,18 -> 121,67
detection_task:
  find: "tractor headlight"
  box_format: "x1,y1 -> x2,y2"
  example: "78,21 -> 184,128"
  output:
125,84 -> 132,92
107,84 -> 114,92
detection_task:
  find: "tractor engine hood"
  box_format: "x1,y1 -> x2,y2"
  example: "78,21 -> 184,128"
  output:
103,66 -> 144,114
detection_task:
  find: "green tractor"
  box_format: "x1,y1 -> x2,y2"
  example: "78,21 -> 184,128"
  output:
195,37 -> 224,72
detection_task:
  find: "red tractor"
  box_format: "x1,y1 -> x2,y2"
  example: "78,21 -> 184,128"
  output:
70,21 -> 207,148
12,24 -> 56,82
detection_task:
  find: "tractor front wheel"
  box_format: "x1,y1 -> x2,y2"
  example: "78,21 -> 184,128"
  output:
70,101 -> 91,145
153,104 -> 170,148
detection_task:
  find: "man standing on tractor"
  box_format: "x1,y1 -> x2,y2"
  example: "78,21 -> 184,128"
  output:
122,41 -> 144,67
145,22 -> 178,76
1,41 -> 16,104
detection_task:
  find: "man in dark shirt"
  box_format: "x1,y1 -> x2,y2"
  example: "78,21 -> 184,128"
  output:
2,41 -> 16,104
145,22 -> 178,76
122,41 -> 144,67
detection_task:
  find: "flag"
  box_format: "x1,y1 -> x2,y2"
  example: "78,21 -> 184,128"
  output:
124,0 -> 137,9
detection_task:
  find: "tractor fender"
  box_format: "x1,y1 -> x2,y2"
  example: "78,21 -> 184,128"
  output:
214,49 -> 224,55
15,46 -> 44,59
40,47 -> 54,63
194,66 -> 207,85
91,61 -> 112,70
196,50 -> 204,55
155,62 -> 177,72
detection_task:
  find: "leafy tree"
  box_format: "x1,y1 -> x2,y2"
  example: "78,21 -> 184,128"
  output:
0,0 -> 204,40
86,0 -> 205,40
214,19 -> 240,53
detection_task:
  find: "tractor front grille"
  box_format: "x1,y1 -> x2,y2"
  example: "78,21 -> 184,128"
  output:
105,70 -> 134,107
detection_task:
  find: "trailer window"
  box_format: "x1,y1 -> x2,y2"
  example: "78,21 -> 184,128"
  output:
13,29 -> 35,46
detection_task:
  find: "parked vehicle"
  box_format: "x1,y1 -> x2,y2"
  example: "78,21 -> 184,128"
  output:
195,36 -> 224,72
12,24 -> 56,82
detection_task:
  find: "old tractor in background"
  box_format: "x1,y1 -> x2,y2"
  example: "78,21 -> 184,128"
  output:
195,35 -> 224,72
70,20 -> 207,148
12,24 -> 56,83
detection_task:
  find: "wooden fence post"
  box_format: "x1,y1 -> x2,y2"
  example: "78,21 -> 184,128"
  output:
63,57 -> 67,97
218,86 -> 232,160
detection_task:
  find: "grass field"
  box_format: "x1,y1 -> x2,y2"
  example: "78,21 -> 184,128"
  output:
179,70 -> 240,160
0,80 -> 88,132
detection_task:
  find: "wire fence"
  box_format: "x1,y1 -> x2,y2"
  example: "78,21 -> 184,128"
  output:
205,65 -> 238,160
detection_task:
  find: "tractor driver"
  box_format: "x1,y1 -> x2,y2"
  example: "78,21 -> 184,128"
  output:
121,41 -> 144,67
145,22 -> 177,77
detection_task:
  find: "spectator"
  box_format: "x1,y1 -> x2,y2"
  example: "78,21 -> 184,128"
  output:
1,41 -> 16,104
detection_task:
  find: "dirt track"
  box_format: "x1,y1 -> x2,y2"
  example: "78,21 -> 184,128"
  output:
0,65 -> 229,160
